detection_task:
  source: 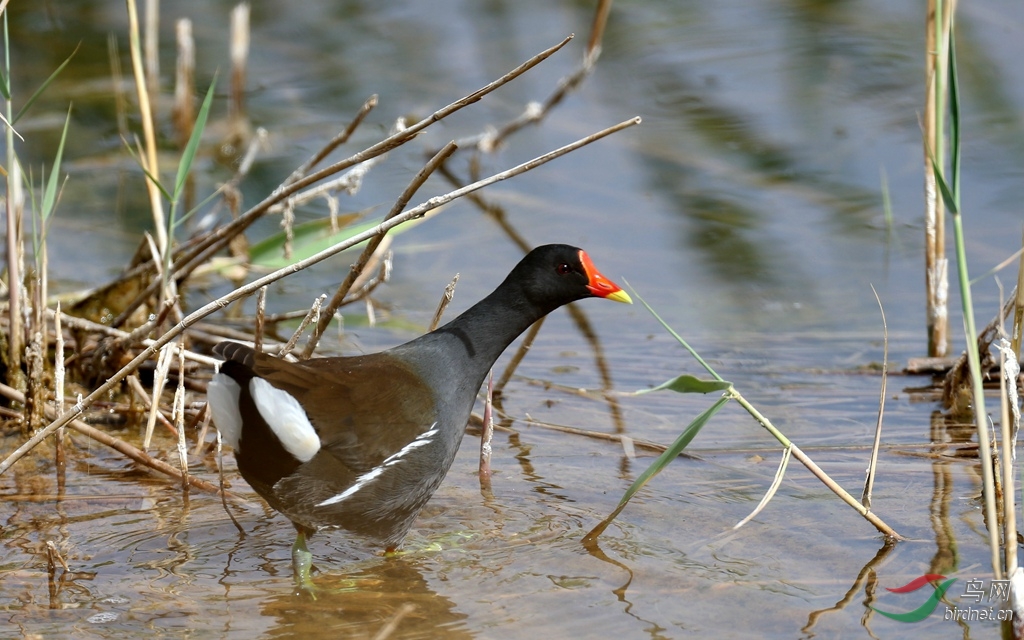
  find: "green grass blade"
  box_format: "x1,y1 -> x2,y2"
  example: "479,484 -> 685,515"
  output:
880,166 -> 894,234
929,159 -> 958,216
942,11 -> 999,577
13,43 -> 79,125
41,105 -> 71,221
626,282 -> 724,382
948,28 -> 960,204
615,395 -> 730,509
927,22 -> 961,218
172,75 -> 217,210
0,12 -> 10,101
24,162 -> 38,243
0,14 -> 8,102
121,135 -> 173,201
174,184 -> 231,227
636,374 -> 732,395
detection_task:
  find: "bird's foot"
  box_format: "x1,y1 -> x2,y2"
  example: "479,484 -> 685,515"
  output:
292,533 -> 317,596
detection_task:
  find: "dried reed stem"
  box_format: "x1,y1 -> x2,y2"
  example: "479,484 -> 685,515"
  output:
229,3 -> 249,124
0,116 -> 640,475
173,344 -> 189,489
5,126 -> 24,387
45,306 -> 218,367
861,285 -> 888,509
479,371 -> 494,484
429,274 -> 459,332
127,374 -> 174,433
193,403 -> 211,455
2,0 -> 21,384
289,95 -> 378,184
54,304 -> 66,486
111,36 -> 575,328
999,338 -> 1019,576
585,0 -> 612,59
0,382 -> 230,497
303,141 -> 459,356
486,2 -> 610,149
143,0 -> 159,102
144,344 -> 176,449
126,0 -> 167,255
281,294 -> 326,357
172,18 -> 195,148
254,285 -> 267,353
1012,227 -> 1024,357
924,0 -> 950,357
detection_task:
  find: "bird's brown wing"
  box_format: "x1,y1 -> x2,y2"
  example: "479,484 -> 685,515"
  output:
250,351 -> 438,475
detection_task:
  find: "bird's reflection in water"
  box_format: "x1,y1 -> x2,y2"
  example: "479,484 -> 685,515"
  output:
259,556 -> 472,639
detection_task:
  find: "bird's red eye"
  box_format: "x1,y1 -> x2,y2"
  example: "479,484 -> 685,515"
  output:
556,263 -> 573,275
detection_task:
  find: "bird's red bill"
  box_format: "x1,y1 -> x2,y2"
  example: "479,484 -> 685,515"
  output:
578,250 -> 632,304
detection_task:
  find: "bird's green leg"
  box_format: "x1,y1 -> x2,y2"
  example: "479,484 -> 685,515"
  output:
292,530 -> 315,592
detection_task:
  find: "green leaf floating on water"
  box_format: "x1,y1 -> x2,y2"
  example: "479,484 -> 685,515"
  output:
636,374 -> 732,395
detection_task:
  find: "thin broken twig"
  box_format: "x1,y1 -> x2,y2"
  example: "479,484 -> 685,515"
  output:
303,140 -> 460,356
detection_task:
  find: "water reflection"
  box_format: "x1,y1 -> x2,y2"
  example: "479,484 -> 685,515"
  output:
797,407 -> 1009,637
930,411 -> 964,578
800,538 -> 895,638
261,558 -> 471,639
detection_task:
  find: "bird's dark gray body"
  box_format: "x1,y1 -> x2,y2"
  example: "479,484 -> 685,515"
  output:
208,244 -> 630,550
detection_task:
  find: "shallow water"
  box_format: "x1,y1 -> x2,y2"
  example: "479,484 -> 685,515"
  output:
3,1 -> 1024,638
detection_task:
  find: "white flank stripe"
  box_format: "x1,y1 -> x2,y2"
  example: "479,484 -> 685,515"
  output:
207,375 -> 242,449
316,467 -> 385,507
250,377 -> 321,463
381,426 -> 438,467
317,423 -> 438,507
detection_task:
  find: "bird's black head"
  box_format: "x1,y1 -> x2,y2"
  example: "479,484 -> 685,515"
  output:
504,244 -> 632,314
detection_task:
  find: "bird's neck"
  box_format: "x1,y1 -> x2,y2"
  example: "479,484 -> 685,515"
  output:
408,280 -> 551,383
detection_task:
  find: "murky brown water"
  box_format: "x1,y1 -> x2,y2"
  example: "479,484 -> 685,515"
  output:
4,1 -> 1024,638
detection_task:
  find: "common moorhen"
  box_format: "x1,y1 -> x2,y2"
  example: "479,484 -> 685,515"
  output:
207,244 -> 630,571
